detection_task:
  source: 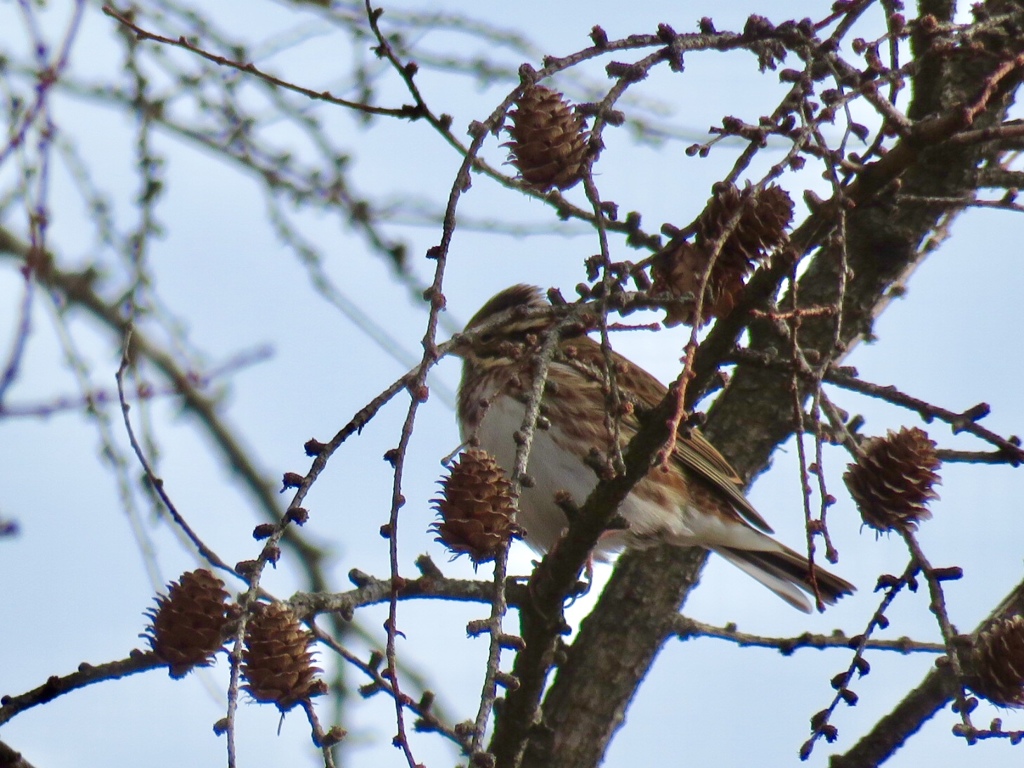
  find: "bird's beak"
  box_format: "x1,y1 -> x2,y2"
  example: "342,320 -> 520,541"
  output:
448,333 -> 471,359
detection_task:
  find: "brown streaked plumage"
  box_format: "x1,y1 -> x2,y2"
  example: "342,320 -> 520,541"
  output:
455,284 -> 854,612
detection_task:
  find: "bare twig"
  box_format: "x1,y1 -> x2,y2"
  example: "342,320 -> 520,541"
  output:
0,652 -> 162,726
672,614 -> 944,654
102,6 -> 421,119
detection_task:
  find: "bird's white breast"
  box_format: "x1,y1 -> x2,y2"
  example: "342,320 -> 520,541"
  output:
464,393 -> 707,556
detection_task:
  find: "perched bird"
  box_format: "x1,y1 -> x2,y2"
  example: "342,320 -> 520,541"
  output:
455,284 -> 854,612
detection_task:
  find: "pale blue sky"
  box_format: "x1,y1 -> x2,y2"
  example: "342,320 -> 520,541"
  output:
2,2 -> 1023,767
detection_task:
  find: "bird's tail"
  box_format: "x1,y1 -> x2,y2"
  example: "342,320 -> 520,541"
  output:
714,544 -> 855,613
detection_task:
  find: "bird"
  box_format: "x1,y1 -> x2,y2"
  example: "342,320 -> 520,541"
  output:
454,284 -> 854,612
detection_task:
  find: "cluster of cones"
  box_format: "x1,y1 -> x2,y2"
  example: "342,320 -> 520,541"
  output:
140,429 -> 1024,713
504,83 -> 796,328
652,181 -> 794,326
143,569 -> 322,713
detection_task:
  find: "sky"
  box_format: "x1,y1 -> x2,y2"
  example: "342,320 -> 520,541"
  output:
2,1 -> 1024,767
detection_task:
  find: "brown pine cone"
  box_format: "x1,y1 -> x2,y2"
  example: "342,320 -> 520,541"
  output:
432,449 -> 520,564
653,182 -> 793,326
143,569 -> 233,678
969,616 -> 1024,707
651,241 -> 746,327
505,85 -> 589,191
241,602 -> 323,712
695,182 -> 793,267
844,426 -> 941,532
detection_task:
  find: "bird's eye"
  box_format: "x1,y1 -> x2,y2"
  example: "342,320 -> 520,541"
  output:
478,331 -> 495,344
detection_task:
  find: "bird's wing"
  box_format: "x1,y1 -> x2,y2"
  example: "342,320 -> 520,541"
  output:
563,336 -> 775,535
673,430 -> 774,534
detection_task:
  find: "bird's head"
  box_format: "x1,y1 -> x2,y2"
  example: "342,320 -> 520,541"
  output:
453,284 -> 556,365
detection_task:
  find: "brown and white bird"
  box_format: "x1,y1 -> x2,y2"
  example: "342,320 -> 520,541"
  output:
455,284 -> 854,612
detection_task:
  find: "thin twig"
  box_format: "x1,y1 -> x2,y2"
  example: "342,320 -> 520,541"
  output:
900,530 -> 975,738
0,652 -> 162,726
101,6 -> 420,118
673,614 -> 944,654
115,330 -> 237,578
